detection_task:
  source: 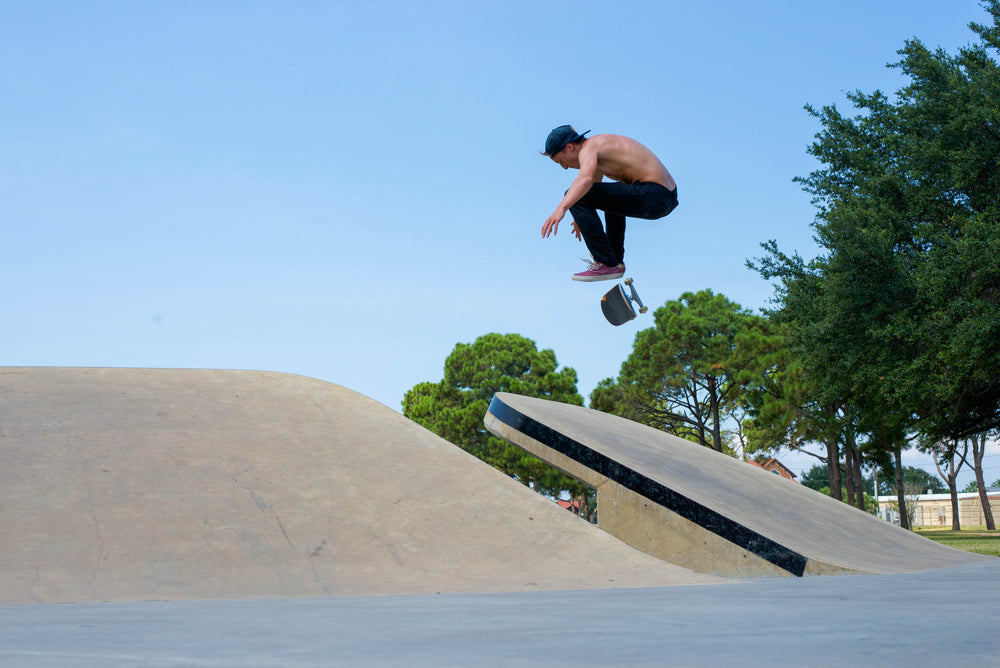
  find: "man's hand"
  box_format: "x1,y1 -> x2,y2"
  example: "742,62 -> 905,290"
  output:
542,212 -> 583,241
541,210 -> 564,238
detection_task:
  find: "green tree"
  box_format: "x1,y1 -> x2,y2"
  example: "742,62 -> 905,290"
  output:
800,463 -> 881,513
797,4 -> 1000,440
893,466 -> 947,495
751,2 -> 1000,524
800,464 -> 835,492
742,350 -> 843,501
402,333 -> 589,502
591,290 -> 783,453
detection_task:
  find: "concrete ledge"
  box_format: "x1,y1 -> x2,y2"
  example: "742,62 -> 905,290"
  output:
485,392 -> 989,577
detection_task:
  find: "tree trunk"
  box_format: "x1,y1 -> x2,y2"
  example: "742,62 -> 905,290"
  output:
578,493 -> 596,523
934,440 -> 965,531
709,378 -> 723,453
826,438 -> 842,502
853,455 -> 866,511
937,448 -> 961,531
894,449 -> 909,530
971,433 -> 996,530
948,478 -> 961,531
844,428 -> 865,511
844,446 -> 856,507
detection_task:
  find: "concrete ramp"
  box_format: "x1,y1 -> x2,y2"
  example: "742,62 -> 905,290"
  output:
0,368 -> 728,605
485,392 -> 989,578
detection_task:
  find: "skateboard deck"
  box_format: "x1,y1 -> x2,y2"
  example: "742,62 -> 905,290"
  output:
601,278 -> 648,326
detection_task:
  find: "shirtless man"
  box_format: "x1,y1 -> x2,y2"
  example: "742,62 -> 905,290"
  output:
541,125 -> 678,281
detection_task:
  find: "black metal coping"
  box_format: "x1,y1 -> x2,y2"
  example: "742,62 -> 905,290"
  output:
487,395 -> 808,577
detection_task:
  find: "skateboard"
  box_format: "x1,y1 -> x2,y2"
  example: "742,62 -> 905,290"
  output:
601,278 -> 648,326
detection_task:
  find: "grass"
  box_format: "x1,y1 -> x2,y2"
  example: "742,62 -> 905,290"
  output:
915,527 -> 1000,557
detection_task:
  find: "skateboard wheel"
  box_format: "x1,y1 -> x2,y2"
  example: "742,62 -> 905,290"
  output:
640,306 -> 648,314
624,278 -> 633,286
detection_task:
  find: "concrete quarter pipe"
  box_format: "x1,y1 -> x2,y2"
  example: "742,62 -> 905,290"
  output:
0,367 -> 724,605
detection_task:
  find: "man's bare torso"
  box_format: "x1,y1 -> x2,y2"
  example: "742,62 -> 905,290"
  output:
580,134 -> 676,190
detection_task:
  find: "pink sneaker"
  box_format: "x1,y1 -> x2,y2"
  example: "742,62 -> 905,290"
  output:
572,259 -> 626,282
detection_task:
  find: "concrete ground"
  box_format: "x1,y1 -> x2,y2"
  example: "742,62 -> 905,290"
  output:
1,561 -> 998,666
1,368 -> 997,665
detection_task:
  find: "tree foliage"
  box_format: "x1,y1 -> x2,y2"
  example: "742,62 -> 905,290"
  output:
749,2 -> 1000,519
591,290 -> 783,453
895,465 -> 948,495
758,2 -> 1000,440
402,332 -> 588,499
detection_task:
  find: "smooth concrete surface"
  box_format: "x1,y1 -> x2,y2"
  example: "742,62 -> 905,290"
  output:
0,367 -> 724,605
485,392 -> 988,577
2,560 -> 998,667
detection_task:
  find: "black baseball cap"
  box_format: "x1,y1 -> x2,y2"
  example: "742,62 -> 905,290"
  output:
542,125 -> 590,156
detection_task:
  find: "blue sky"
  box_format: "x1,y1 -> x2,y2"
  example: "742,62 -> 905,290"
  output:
2,0 -> 996,487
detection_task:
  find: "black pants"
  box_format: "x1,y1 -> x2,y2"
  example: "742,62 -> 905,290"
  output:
569,182 -> 678,267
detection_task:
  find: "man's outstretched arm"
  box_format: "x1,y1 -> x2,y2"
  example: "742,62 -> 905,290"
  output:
541,148 -> 598,238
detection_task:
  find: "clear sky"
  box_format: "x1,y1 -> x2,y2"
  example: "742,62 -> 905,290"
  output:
3,0 -> 997,488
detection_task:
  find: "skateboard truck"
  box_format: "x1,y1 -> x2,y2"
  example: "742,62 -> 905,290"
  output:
600,278 -> 648,326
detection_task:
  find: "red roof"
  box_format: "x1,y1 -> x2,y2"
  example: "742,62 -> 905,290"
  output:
748,458 -> 798,480
556,499 -> 582,511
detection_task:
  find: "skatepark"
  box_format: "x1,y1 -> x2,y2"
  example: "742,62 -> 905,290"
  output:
1,367 -> 998,665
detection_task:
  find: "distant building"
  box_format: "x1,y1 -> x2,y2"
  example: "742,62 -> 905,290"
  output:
876,490 -> 1000,527
748,458 -> 798,481
556,498 -> 583,513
